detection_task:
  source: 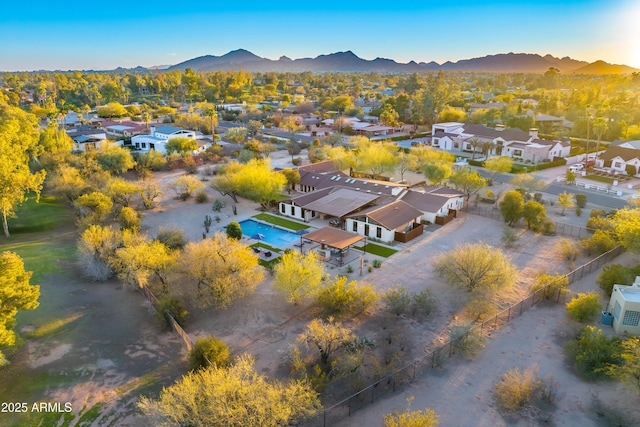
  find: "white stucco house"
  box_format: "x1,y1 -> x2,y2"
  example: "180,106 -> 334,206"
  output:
597,146 -> 640,176
609,278 -> 640,335
345,200 -> 423,244
131,126 -> 197,154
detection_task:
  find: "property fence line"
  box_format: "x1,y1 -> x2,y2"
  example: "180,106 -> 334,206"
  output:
464,204 -> 595,238
301,246 -> 624,427
138,285 -> 194,354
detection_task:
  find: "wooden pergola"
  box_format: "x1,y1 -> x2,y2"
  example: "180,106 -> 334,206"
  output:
300,227 -> 366,266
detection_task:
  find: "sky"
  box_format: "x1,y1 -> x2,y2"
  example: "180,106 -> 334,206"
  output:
1,0 -> 639,72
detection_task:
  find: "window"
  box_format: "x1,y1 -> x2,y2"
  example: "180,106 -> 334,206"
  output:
281,204 -> 285,214
352,222 -> 357,232
614,161 -> 623,169
376,227 -> 382,238
613,301 -> 621,319
364,224 -> 370,236
141,143 -> 146,148
290,206 -> 295,216
622,310 -> 640,327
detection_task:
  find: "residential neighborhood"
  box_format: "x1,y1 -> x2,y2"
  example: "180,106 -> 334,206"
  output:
2,56 -> 640,427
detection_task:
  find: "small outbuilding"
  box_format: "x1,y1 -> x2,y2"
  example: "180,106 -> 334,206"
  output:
609,277 -> 640,335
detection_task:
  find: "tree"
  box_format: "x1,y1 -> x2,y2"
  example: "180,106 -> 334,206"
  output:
179,234 -> 264,308
383,397 -> 439,427
607,337 -> 640,393
136,150 -> 167,172
612,208 -> 640,253
433,243 -> 517,292
557,192 -> 575,215
165,137 -> 198,155
395,151 -> 415,183
109,234 -> 175,290
224,127 -> 248,149
467,138 -> 482,160
379,103 -> 400,127
565,169 -> 576,185
591,117 -> 609,154
97,142 -> 136,174
226,221 -> 242,240
189,336 -> 229,370
0,252 -> 40,363
0,104 -> 47,237
281,116 -> 302,140
281,168 -> 300,194
171,175 -> 205,200
565,326 -> 622,381
484,156 -> 513,182
422,161 -> 452,185
580,229 -> 617,255
522,200 -> 547,231
138,355 -> 320,427
510,173 -> 545,193
499,190 -> 524,226
106,177 -> 141,207
353,138 -> 399,178
203,106 -> 218,138
298,317 -> 355,369
316,276 -> 378,317
77,225 -> 121,281
273,251 -> 325,305
75,191 -> 114,227
597,264 -> 634,296
210,159 -> 286,205
97,102 -> 127,118
139,179 -> 163,209
566,292 -> 602,323
448,167 -> 486,200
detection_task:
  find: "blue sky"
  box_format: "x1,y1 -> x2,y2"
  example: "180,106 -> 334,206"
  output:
1,0 -> 638,72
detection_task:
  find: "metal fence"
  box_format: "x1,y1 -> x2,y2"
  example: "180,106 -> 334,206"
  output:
138,285 -> 194,354
464,204 -> 595,238
300,244 -> 621,427
565,245 -> 625,285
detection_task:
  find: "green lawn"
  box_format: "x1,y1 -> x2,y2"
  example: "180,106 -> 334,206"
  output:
249,242 -> 282,253
252,213 -> 309,231
584,175 -> 614,184
353,243 -> 398,258
249,243 -> 283,269
7,194 -> 73,234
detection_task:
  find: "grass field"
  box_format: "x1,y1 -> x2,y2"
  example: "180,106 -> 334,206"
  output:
6,194 -> 73,234
252,213 -> 309,231
353,243 -> 398,257
584,174 -> 614,184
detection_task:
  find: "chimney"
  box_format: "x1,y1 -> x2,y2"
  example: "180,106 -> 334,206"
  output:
529,128 -> 539,139
495,124 -> 505,131
150,125 -> 156,136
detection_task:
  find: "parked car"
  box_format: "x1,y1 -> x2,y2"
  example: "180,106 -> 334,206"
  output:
569,164 -> 584,172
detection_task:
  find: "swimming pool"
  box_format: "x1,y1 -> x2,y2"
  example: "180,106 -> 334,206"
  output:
239,219 -> 301,247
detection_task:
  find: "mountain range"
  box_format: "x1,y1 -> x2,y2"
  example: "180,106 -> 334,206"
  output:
164,49 -> 638,74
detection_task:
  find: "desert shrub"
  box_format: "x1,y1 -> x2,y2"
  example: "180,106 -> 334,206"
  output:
566,292 -> 602,323
575,193 -> 587,208
188,336 -> 230,370
532,274 -> 568,300
580,230 -> 617,255
372,259 -> 382,268
118,206 -> 141,232
556,238 -> 579,261
226,221 -> 242,240
565,326 -> 622,380
575,207 -> 582,217
597,264 -> 633,295
157,294 -> 188,329
539,218 -> 556,235
464,297 -> 497,321
411,290 -> 437,317
212,198 -> 226,212
501,227 -> 518,248
590,209 -> 605,218
156,227 -> 187,250
317,277 -> 378,317
590,397 -> 637,427
383,397 -> 439,427
195,190 -> 209,203
493,365 -> 558,415
586,216 -> 614,232
449,325 -> 485,359
383,285 -> 411,315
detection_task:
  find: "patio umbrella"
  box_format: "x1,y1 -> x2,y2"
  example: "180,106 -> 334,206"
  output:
296,229 -> 310,235
251,233 -> 265,240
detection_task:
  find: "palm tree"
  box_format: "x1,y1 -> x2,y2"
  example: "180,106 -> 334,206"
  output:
592,117 -> 608,159
203,107 -> 218,143
467,138 -> 482,160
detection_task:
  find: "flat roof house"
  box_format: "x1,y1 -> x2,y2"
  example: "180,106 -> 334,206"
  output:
610,277 -> 640,335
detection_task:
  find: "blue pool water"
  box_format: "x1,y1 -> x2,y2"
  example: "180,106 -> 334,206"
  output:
239,219 -> 301,247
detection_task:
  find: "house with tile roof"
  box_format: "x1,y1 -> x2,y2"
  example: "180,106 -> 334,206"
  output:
345,200 -> 423,244
431,122 -> 570,162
